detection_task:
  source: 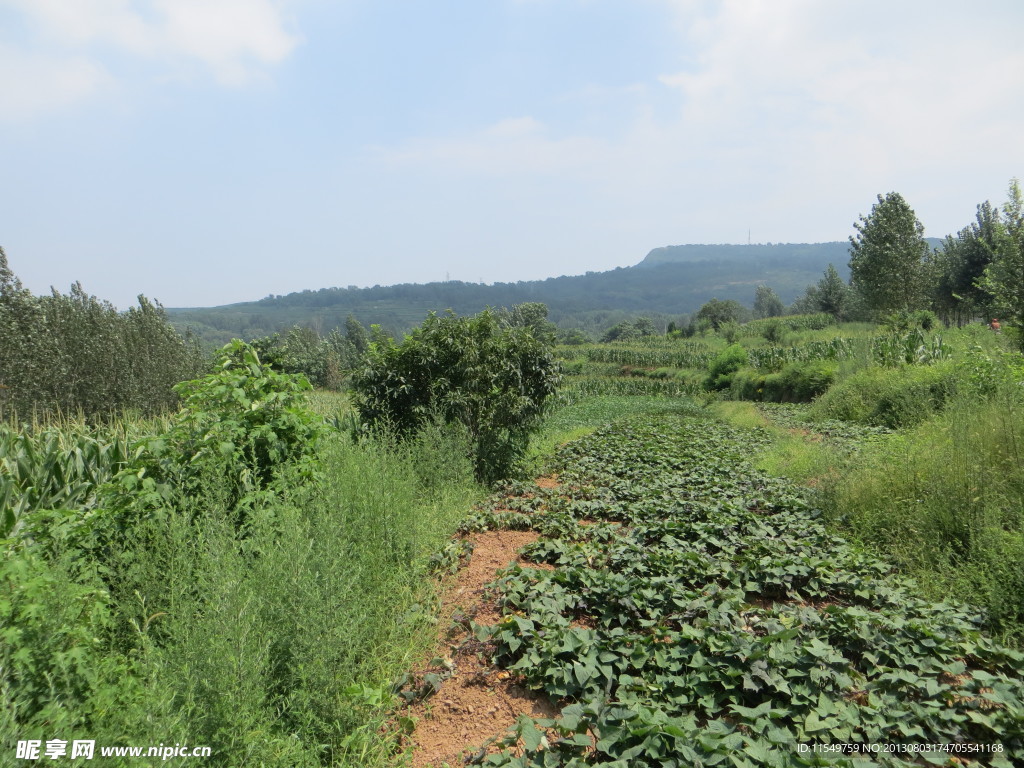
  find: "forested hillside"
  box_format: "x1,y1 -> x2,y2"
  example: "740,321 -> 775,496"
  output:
167,242 -> 860,347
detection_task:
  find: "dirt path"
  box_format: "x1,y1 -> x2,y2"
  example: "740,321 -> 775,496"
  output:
400,482 -> 560,767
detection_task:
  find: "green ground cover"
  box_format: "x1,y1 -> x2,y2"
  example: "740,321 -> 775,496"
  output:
464,412 -> 1024,767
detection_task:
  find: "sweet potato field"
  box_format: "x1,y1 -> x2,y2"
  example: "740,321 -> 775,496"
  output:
455,410 -> 1023,767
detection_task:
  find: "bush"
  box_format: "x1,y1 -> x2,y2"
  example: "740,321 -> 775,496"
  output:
352,309 -> 561,483
106,341 -> 322,529
730,361 -> 836,403
810,361 -> 957,428
882,309 -> 940,332
704,344 -> 748,391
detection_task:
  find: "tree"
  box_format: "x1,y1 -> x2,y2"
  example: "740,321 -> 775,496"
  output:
815,264 -> 851,319
934,201 -> 1001,325
501,302 -> 558,346
979,179 -> 1024,346
344,314 -> 369,355
351,309 -> 561,483
848,192 -> 930,314
753,285 -> 784,319
696,298 -> 746,330
602,317 -> 657,342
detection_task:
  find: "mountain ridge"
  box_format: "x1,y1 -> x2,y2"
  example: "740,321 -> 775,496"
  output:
167,241 -> 918,346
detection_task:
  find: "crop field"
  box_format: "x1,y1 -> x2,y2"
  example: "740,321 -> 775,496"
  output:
5,308 -> 1024,767
444,411 -> 1024,767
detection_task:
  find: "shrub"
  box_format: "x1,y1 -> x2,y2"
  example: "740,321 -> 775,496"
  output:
730,361 -> 836,403
760,318 -> 785,344
704,344 -> 748,391
810,361 -> 957,428
352,309 -> 561,483
105,340 -> 322,530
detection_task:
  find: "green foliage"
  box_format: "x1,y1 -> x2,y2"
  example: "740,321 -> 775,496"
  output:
0,548 -> 177,750
602,316 -> 658,342
0,422 -> 136,540
934,201 -> 1001,324
576,341 -> 712,369
815,263 -> 852,319
730,360 -> 837,403
759,317 -> 784,344
719,320 -> 741,344
2,350 -> 479,766
881,309 -> 939,332
352,309 -> 560,483
249,316 -> 371,390
501,302 -> 559,346
104,341 -> 322,531
742,313 -> 836,340
469,414 -> 1024,767
849,192 -> 931,314
822,379 -> 1024,644
810,361 -> 957,429
979,179 -> 1024,348
0,250 -> 203,420
704,344 -> 748,391
752,284 -> 784,319
696,298 -> 747,330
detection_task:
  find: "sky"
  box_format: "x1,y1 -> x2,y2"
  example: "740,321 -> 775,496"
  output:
2,0 -> 1023,310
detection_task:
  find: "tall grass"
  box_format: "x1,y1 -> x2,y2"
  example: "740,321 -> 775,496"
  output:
821,382 -> 1024,645
2,414 -> 479,766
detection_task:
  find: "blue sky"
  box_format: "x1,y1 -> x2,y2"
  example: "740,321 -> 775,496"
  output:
3,0 -> 1023,309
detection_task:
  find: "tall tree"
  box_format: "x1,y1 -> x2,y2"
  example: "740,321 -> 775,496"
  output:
815,264 -> 851,319
934,201 -> 1000,325
753,285 -> 784,318
979,179 -> 1024,346
848,192 -> 930,314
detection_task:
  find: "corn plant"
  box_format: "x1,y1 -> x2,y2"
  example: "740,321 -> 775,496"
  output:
0,424 -> 137,538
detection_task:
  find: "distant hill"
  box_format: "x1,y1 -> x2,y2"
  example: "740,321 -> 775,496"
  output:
168,241 -> 877,346
638,242 -> 852,267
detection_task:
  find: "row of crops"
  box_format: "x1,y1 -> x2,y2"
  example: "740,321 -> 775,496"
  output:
458,410 -> 1023,766
560,329 -> 949,378
0,423 -> 144,538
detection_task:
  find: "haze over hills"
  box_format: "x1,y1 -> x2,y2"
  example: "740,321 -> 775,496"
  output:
167,241 -> 928,346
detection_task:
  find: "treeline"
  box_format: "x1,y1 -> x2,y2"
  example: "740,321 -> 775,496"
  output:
167,246 -> 848,346
0,249 -> 204,420
786,181 -> 1024,336
248,317 -> 372,390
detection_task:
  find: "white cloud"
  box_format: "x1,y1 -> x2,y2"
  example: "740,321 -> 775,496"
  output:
376,0 -> 1024,242
0,0 -> 300,119
0,44 -> 110,118
154,0 -> 299,85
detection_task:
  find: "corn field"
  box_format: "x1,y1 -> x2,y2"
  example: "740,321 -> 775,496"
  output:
0,423 -> 143,538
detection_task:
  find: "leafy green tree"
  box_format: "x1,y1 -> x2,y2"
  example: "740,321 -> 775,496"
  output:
696,298 -> 746,330
934,199 -> 1002,326
352,309 -> 560,483
501,302 -> 558,346
979,179 -> 1024,346
815,264 -> 851,319
849,192 -> 931,314
602,317 -> 657,342
753,285 -> 784,318
0,250 -> 202,419
557,328 -> 592,345
344,313 -> 369,355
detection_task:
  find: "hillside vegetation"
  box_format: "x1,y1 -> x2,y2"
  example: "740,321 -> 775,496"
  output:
165,242 -> 857,347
